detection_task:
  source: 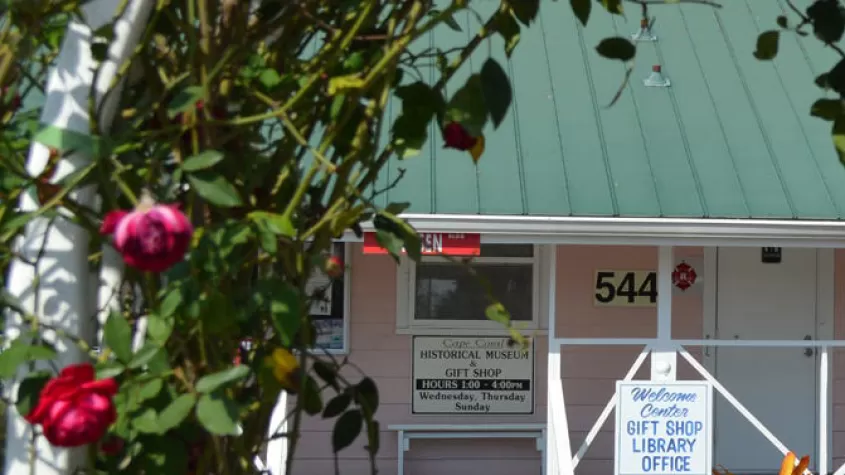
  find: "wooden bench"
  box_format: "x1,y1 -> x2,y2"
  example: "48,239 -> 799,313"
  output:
387,423 -> 547,475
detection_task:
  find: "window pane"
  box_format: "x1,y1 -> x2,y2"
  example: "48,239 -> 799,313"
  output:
415,263 -> 533,321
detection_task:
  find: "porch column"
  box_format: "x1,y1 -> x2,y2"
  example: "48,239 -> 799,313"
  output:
3,2 -> 153,474
545,245 -> 574,475
651,246 -> 676,381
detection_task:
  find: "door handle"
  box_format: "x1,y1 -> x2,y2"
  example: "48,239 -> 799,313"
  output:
804,335 -> 814,358
704,334 -> 711,357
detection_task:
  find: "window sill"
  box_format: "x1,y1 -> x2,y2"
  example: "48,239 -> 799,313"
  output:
396,327 -> 548,336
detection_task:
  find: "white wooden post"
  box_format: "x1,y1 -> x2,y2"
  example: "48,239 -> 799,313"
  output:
651,246 -> 676,381
544,245 -> 574,475
3,2 -> 152,473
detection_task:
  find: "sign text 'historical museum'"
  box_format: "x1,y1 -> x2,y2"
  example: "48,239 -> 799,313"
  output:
411,336 -> 534,414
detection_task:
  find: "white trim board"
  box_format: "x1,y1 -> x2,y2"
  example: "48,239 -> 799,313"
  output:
340,214 -> 845,247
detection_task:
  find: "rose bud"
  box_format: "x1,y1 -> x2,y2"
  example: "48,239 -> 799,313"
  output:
324,255 -> 343,279
24,363 -> 119,448
100,190 -> 193,273
442,122 -> 478,151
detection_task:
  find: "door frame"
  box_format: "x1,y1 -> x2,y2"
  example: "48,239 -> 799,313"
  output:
701,247 -> 834,471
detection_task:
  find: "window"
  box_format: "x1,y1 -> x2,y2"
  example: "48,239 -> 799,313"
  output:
397,244 -> 540,332
306,241 -> 350,354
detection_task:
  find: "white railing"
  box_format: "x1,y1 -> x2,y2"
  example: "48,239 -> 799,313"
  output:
546,337 -> 845,475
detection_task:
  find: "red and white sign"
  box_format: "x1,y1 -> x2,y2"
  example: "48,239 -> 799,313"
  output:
672,262 -> 697,291
363,232 -> 481,256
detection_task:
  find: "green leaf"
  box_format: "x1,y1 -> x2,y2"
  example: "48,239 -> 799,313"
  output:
104,311 -> 133,363
391,114 -> 428,159
181,150 -> 224,172
15,370 -> 51,417
485,302 -> 512,326
128,344 -> 162,370
167,86 -> 204,118
138,436 -> 189,474
355,377 -> 379,415
480,58 -> 512,129
443,13 -> 462,32
373,212 -> 421,262
0,339 -> 57,379
323,393 -> 352,418
33,125 -> 104,157
248,211 -> 295,237
158,286 -> 184,318
570,0 -> 591,26
595,37 -> 636,62
753,30 -> 780,60
195,365 -> 251,393
815,73 -> 831,90
313,360 -> 339,391
258,69 -> 283,89
138,379 -> 163,402
384,202 -> 411,215
332,409 -> 363,452
495,11 -> 521,58
508,0 -> 539,26
132,408 -> 161,434
187,171 -> 243,207
811,99 -> 843,121
95,361 -> 125,380
90,42 -> 108,62
302,377 -> 323,416
445,74 -> 488,137
269,283 -> 302,346
600,0 -> 623,14
392,82 -> 446,159
196,392 -> 242,436
343,52 -> 366,72
157,393 -> 197,432
365,419 -> 381,456
147,314 -> 175,343
776,15 -> 789,29
833,116 -> 845,165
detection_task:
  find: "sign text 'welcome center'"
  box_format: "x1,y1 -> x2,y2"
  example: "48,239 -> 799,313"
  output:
615,381 -> 713,475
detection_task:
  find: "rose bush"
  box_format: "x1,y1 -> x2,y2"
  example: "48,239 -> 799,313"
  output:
1,0 -> 840,474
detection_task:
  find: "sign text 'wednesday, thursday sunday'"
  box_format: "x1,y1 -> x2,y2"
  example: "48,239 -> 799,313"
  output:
411,336 -> 534,414
615,381 -> 713,475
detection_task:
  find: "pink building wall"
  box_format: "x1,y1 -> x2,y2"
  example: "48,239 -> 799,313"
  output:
290,244 -> 844,475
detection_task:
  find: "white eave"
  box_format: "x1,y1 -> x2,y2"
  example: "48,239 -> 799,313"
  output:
345,214 -> 845,248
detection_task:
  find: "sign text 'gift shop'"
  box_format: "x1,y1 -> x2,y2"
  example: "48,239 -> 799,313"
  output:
411,337 -> 534,414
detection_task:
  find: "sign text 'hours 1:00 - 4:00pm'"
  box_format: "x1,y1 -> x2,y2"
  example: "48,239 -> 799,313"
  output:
411,337 -> 535,415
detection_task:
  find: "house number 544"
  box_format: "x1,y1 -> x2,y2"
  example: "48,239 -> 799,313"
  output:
594,270 -> 658,307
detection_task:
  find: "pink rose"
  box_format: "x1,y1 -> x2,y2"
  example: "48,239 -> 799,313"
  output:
24,363 -> 119,448
100,192 -> 193,273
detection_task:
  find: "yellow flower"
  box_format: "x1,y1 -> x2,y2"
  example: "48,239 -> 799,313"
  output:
265,348 -> 300,392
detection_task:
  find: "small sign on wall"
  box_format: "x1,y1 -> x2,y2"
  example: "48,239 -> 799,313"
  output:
411,336 -> 534,414
594,270 -> 658,307
615,381 -> 713,475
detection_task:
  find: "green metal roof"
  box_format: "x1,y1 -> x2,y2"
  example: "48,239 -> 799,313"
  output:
374,0 -> 845,220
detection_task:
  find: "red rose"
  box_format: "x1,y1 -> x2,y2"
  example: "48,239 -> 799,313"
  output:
25,363 -> 119,448
100,435 -> 124,455
100,190 -> 193,273
442,122 -> 478,151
